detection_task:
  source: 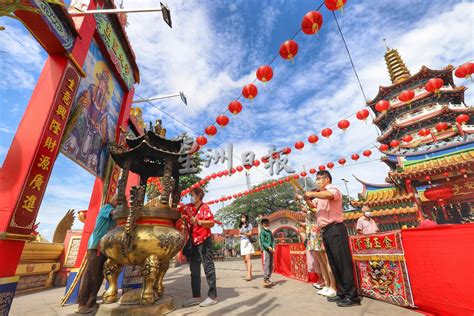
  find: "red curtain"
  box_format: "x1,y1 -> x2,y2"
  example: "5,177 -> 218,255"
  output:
273,244 -> 292,277
402,223 -> 474,315
273,243 -> 319,283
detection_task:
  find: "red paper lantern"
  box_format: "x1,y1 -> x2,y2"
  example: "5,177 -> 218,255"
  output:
425,176 -> 431,181
216,115 -> 229,127
460,168 -> 468,178
456,114 -> 470,125
398,90 -> 415,103
293,174 -> 300,179
279,40 -> 298,62
205,175 -> 211,181
261,156 -> 269,163
228,100 -> 242,115
338,158 -> 346,165
390,140 -> 400,148
295,141 -> 305,150
301,11 -> 323,35
435,122 -> 448,132
309,168 -> 317,174
424,185 -> 453,201
318,165 -> 326,171
454,63 -> 473,79
375,100 -> 390,113
231,168 -> 236,174
244,164 -> 252,170
321,128 -> 332,138
211,173 -> 217,179
425,78 -> 444,93
351,154 -> 360,161
282,147 -> 292,155
205,125 -> 217,136
308,134 -> 319,144
337,119 -> 350,132
278,179 -> 284,184
379,144 -> 389,151
300,171 -> 307,177
217,171 -> 224,177
242,83 -> 258,100
325,0 -> 347,11
418,128 -> 431,137
253,160 -> 260,167
363,150 -> 372,157
256,65 -> 273,82
196,136 -> 207,146
402,135 -> 413,143
223,170 -> 229,176
327,162 -> 335,169
236,165 -> 243,172
356,109 -> 370,122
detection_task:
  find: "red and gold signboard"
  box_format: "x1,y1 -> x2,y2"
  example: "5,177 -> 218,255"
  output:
289,243 -> 308,282
351,233 -> 400,253
7,64 -> 80,235
350,231 -> 415,307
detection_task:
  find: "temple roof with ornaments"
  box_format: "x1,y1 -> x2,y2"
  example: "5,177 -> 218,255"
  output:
350,175 -> 414,208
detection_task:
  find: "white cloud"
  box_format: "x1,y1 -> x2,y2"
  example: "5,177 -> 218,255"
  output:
0,19 -> 46,90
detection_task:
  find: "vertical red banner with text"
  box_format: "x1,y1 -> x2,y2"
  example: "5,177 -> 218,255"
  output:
7,64 -> 81,235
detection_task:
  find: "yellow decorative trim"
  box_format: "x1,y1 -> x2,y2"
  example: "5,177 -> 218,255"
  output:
66,53 -> 86,78
353,254 -> 405,261
0,276 -> 20,285
0,232 -> 36,241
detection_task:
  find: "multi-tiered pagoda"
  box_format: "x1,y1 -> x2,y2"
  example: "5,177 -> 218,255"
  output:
344,47 -> 474,234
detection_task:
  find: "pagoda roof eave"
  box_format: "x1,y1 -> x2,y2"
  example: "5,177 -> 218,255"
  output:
111,140 -> 188,177
126,131 -> 183,151
372,87 -> 467,125
352,174 -> 394,189
389,148 -> 474,179
367,65 -> 455,107
383,137 -> 474,158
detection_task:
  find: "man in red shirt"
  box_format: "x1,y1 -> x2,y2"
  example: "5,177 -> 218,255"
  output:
179,187 -> 218,308
303,171 -> 361,307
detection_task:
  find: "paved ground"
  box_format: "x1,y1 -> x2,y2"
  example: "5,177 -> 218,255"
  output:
11,259 -> 419,316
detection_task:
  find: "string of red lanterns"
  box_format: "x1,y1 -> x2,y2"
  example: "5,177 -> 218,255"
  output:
180,143 -> 377,197
197,1 -> 350,146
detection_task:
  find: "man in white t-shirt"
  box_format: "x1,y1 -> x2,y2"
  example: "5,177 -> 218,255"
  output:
356,206 -> 379,235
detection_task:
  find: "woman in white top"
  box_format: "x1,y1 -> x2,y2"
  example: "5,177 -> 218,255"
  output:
239,214 -> 255,281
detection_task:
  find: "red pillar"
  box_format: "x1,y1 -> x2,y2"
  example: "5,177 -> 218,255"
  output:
0,55 -> 69,277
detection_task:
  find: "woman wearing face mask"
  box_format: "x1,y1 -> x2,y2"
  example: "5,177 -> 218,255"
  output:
239,214 -> 255,281
180,187 -> 218,308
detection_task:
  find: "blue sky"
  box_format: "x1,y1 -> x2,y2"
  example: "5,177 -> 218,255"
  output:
0,0 -> 472,239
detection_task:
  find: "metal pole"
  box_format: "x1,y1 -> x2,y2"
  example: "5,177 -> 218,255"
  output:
245,172 -> 251,190
69,7 -> 163,15
341,178 -> 351,203
132,93 -> 180,104
303,165 -> 307,190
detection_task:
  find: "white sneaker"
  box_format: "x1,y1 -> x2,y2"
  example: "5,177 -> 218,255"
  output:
312,282 -> 324,289
323,288 -> 337,298
200,297 -> 218,307
182,298 -> 200,307
317,287 -> 329,295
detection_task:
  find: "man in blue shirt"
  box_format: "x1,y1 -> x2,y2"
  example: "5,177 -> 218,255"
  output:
76,194 -> 117,314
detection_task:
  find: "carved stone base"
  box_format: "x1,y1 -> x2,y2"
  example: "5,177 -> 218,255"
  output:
96,294 -> 175,316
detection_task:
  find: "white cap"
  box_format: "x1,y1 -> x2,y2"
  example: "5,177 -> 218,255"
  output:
364,211 -> 371,218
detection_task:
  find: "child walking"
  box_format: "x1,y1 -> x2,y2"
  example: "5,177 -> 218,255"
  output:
259,218 -> 275,288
